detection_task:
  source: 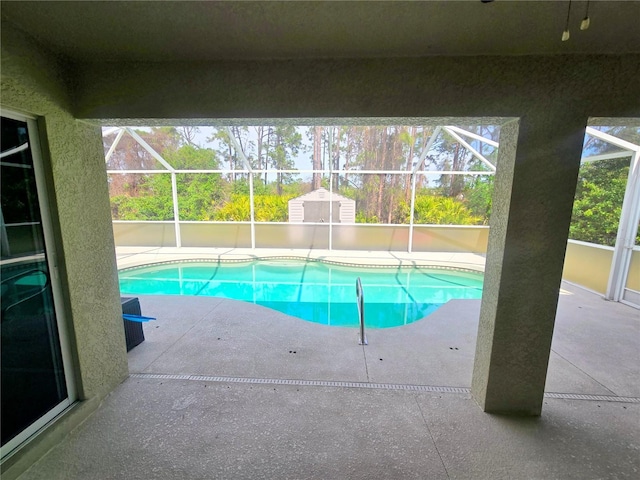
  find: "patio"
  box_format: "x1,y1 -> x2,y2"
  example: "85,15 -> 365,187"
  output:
17,270 -> 639,479
2,1 -> 640,477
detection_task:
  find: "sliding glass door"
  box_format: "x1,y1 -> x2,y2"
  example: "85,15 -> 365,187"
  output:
1,112 -> 75,457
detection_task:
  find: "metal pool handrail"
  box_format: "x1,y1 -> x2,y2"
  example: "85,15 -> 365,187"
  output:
356,277 -> 367,345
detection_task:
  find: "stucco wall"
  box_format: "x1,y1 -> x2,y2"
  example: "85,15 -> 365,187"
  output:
563,240 -> 614,294
627,248 -> 640,293
112,222 -> 489,253
1,22 -> 128,478
72,56 -> 640,121
112,221 -> 177,247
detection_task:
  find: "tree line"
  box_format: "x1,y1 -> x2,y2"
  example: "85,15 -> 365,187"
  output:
105,125 -> 496,225
104,125 -> 638,245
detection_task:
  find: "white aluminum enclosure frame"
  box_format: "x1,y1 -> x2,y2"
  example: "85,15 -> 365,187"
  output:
104,125 -> 498,252
106,127 -> 183,246
582,127 -> 640,306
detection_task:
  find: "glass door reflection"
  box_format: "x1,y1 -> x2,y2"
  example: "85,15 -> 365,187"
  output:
1,114 -> 72,455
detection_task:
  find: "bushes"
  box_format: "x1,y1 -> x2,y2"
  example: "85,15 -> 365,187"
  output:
214,194 -> 293,222
569,159 -> 633,246
392,195 -> 481,225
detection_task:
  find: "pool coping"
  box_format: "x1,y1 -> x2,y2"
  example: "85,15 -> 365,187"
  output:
115,247 -> 487,273
118,255 -> 486,276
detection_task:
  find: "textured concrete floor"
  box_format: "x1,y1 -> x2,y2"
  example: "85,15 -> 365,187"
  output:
18,282 -> 640,479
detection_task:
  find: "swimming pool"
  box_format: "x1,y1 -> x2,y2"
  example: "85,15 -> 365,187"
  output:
119,259 -> 484,328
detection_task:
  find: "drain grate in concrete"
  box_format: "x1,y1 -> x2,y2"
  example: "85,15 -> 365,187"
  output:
129,373 -> 640,403
543,392 -> 640,403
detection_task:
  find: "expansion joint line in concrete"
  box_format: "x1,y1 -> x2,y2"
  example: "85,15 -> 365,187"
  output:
551,348 -> 618,396
415,396 -> 451,479
136,298 -> 225,372
128,373 -> 640,404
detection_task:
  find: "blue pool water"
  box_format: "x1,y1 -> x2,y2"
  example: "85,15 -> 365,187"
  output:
119,260 -> 484,328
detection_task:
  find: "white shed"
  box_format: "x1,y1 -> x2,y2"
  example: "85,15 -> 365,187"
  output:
288,188 -> 356,223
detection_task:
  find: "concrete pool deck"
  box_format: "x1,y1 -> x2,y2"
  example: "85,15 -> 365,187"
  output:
16,250 -> 640,479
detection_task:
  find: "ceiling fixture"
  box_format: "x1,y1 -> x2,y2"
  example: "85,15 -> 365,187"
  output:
563,0 -> 592,41
562,0 -> 572,42
581,0 -> 591,30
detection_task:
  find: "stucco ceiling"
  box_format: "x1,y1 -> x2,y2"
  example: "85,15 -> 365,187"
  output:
2,1 -> 639,62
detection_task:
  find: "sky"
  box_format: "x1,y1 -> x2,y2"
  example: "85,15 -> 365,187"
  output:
192,126 -> 314,173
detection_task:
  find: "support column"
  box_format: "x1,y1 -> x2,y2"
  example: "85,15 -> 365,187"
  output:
471,114 -> 587,416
